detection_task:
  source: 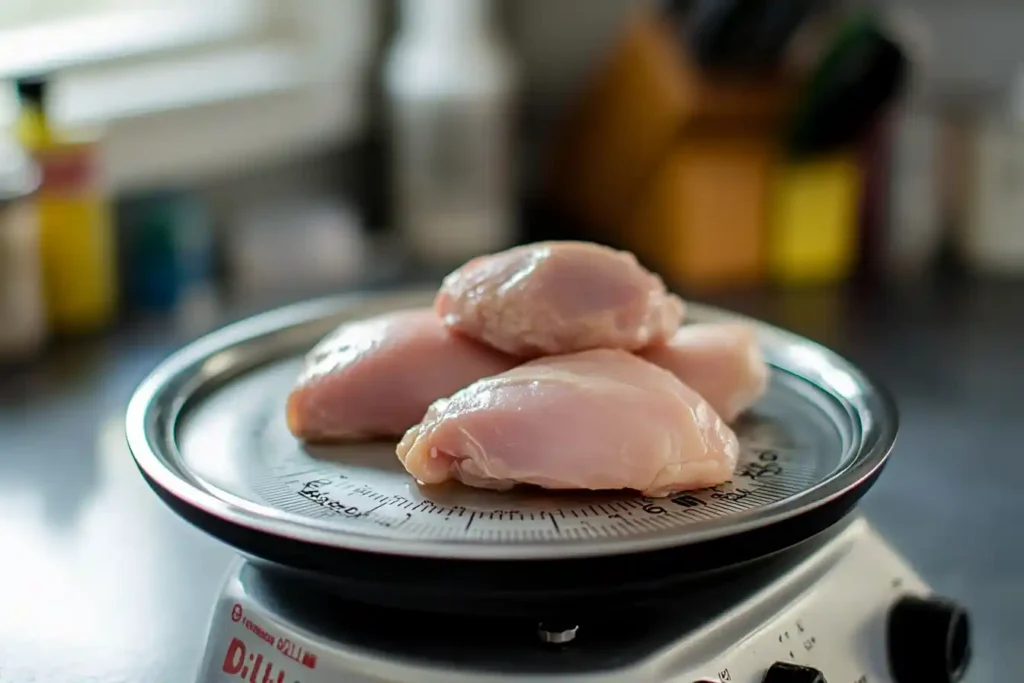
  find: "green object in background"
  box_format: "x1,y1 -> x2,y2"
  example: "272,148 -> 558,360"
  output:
117,190 -> 215,314
786,12 -> 909,159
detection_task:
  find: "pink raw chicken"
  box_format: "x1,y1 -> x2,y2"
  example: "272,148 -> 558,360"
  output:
641,323 -> 769,423
396,349 -> 739,497
286,309 -> 518,442
434,241 -> 685,358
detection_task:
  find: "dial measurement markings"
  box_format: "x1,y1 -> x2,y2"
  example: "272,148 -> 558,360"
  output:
250,442 -> 817,542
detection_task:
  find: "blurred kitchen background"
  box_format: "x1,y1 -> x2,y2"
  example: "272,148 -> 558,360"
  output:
0,0 -> 1022,679
1,0 -> 1022,353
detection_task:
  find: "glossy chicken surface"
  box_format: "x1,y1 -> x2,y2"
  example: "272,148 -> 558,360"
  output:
287,308 -> 518,442
434,241 -> 685,358
641,323 -> 769,422
396,349 -> 739,497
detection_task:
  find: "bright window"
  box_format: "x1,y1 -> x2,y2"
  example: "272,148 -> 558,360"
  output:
0,0 -> 379,191
0,0 -> 268,77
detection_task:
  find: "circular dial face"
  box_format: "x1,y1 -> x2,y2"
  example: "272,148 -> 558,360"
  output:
176,355 -> 850,558
129,290 -> 891,562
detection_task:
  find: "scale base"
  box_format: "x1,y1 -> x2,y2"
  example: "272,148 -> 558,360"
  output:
194,517 -> 941,682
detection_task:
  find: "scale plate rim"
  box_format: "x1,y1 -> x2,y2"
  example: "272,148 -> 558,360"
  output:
126,287 -> 899,561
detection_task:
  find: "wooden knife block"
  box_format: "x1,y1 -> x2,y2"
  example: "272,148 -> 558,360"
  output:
627,131 -> 775,291
546,8 -> 795,290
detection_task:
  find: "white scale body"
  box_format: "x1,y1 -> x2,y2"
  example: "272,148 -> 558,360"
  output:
195,516 -> 926,683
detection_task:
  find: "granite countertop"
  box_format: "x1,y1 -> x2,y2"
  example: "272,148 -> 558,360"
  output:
0,276 -> 1019,681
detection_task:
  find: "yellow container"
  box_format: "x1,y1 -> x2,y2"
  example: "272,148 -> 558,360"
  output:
769,155 -> 863,286
34,179 -> 117,332
15,102 -> 117,333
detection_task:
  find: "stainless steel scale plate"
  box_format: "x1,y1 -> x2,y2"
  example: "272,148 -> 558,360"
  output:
128,288 -> 893,553
177,350 -> 843,558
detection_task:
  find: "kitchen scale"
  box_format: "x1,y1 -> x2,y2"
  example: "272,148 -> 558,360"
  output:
125,288 -> 972,683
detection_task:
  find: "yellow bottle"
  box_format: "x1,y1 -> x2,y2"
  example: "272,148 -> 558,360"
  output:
13,76 -> 117,334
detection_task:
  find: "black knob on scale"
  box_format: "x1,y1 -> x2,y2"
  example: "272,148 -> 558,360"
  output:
762,662 -> 827,682
888,595 -> 971,683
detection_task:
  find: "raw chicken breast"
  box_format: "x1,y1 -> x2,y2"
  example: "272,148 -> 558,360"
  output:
396,349 -> 739,497
640,323 -> 769,423
287,309 -> 518,442
435,241 -> 685,358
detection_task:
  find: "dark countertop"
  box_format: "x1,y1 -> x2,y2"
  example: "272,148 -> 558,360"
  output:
0,276 -> 1020,681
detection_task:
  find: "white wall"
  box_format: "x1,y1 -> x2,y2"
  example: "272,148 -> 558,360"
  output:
899,2 -> 1024,100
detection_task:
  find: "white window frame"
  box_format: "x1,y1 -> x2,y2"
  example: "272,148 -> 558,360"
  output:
0,0 -> 380,192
